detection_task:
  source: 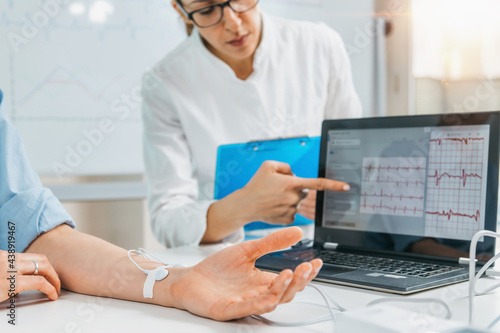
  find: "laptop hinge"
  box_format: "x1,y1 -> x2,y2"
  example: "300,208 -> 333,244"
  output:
323,242 -> 339,250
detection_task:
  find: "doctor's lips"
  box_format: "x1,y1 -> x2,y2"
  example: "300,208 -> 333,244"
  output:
228,34 -> 249,47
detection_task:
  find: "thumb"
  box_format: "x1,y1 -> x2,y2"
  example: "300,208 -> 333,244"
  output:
241,227 -> 303,261
261,160 -> 294,176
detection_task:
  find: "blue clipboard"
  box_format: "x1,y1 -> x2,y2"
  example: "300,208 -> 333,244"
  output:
214,136 -> 320,231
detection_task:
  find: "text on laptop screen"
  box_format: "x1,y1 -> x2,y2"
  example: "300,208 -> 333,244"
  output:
323,125 -> 490,242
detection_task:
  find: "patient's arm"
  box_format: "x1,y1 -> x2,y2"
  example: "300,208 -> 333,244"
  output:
25,225 -> 322,321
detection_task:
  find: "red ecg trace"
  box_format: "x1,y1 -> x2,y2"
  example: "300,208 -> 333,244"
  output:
425,209 -> 480,222
427,169 -> 482,187
362,177 -> 425,187
430,137 -> 484,145
364,165 -> 424,173
360,189 -> 424,201
361,199 -> 423,215
425,135 -> 486,230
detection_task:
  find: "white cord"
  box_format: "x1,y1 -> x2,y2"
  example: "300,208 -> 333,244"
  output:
127,250 -> 149,274
471,251 -> 500,296
468,230 -> 500,325
137,248 -> 171,265
252,283 -> 344,330
127,248 -> 173,273
127,248 -> 173,299
252,283 -> 458,331
488,313 -> 500,330
252,313 -> 333,327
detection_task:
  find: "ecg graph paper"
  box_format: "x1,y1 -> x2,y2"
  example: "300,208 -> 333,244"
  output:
360,157 -> 427,217
425,128 -> 490,240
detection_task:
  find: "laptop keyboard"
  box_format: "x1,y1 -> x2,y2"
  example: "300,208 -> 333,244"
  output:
283,250 -> 463,278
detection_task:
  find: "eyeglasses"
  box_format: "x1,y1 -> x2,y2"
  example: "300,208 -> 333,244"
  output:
179,0 -> 259,28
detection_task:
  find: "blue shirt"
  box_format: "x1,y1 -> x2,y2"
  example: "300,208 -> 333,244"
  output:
0,89 -> 75,252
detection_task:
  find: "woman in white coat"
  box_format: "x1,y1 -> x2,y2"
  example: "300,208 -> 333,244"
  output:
142,0 -> 361,247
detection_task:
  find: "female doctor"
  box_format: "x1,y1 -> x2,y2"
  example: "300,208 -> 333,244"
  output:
141,0 -> 362,247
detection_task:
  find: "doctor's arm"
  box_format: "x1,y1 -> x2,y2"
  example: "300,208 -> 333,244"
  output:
142,74 -> 351,246
204,161 -> 350,243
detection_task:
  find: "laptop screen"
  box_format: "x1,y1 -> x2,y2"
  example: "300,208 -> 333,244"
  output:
316,112 -> 499,258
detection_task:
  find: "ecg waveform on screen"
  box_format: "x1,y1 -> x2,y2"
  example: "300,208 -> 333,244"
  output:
426,209 -> 480,222
360,157 -> 426,218
425,131 -> 488,239
362,177 -> 425,187
363,165 -> 425,172
427,169 -> 482,187
430,137 -> 485,145
361,189 -> 424,201
361,199 -> 423,215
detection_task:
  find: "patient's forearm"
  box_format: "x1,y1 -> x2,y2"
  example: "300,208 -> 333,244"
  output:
25,225 -> 183,308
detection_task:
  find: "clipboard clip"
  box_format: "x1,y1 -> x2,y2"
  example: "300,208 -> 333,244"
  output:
247,135 -> 312,151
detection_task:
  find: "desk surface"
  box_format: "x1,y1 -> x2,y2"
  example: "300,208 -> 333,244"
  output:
2,243 -> 500,332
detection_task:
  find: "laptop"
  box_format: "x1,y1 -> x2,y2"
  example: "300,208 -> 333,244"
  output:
256,111 -> 500,294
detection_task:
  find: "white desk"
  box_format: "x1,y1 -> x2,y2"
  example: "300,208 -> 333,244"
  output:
2,244 -> 500,333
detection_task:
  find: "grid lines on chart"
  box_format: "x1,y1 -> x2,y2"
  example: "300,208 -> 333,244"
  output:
360,157 -> 426,217
424,131 -> 489,239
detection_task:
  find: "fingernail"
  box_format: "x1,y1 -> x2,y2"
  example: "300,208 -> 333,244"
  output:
303,268 -> 312,279
343,184 -> 350,191
284,278 -> 292,286
314,266 -> 321,274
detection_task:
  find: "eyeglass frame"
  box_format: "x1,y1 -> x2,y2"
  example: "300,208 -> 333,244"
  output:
177,0 -> 260,28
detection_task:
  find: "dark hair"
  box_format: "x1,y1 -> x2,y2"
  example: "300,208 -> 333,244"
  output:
176,0 -> 194,36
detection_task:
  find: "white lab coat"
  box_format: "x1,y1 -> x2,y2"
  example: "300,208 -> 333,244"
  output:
142,13 -> 362,248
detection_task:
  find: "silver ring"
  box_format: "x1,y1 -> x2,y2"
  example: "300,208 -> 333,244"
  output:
31,260 -> 39,275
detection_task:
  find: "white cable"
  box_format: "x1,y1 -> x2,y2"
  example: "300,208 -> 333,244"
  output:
138,247 -> 171,266
487,313 -> 500,330
252,283 -> 343,330
471,251 -> 500,296
252,313 -> 333,327
315,284 -> 347,312
127,248 -> 172,299
366,297 -> 452,319
127,250 -> 149,274
252,283 -> 458,331
468,230 -> 500,325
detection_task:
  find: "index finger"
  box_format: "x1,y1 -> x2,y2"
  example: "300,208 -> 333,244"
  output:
240,227 -> 303,261
294,177 -> 350,192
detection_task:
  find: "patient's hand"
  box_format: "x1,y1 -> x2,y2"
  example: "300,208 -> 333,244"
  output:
0,250 -> 60,303
169,227 -> 322,321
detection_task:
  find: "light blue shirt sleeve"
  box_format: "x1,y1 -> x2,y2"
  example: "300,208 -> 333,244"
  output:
0,89 -> 75,252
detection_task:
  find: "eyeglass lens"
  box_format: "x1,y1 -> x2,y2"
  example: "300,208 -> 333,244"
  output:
191,0 -> 258,27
